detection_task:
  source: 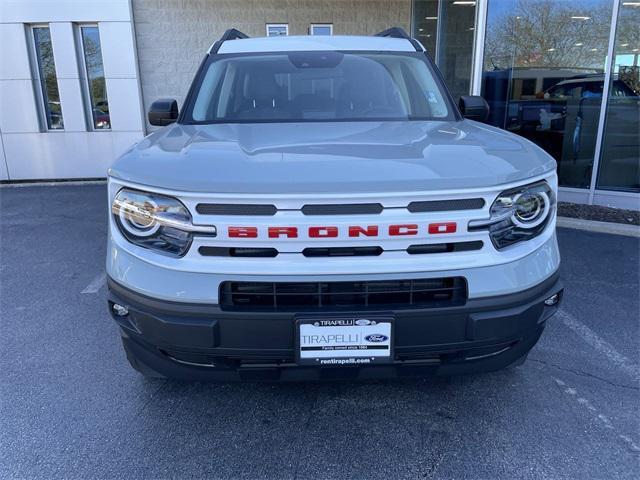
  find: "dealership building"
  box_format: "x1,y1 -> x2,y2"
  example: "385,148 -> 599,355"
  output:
1,0 -> 638,208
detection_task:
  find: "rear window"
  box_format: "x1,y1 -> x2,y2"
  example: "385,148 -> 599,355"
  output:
186,51 -> 452,123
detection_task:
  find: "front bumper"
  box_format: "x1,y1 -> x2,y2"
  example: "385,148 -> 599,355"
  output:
108,272 -> 563,381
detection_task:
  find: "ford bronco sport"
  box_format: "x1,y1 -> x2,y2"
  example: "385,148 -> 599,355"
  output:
107,28 -> 563,381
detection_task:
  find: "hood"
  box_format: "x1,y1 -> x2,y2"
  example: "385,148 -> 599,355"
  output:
109,120 -> 556,194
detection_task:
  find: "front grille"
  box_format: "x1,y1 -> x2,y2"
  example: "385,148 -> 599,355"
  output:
199,242 -> 482,258
195,199 -> 485,216
220,277 -> 467,311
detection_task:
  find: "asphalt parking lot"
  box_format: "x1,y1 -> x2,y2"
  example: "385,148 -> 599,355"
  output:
1,184 -> 639,479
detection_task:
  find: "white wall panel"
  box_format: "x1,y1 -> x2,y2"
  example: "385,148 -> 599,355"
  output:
0,134 -> 9,180
56,78 -> 87,132
0,80 -> 41,133
105,78 -> 144,132
48,22 -> 88,132
593,191 -> 640,210
49,22 -> 80,79
0,0 -> 132,23
2,130 -> 143,179
1,0 -> 145,179
99,21 -> 138,79
0,23 -> 32,80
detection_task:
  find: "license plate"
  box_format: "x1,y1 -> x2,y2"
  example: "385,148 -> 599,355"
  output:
296,316 -> 393,366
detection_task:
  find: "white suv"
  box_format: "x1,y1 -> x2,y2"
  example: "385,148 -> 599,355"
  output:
106,28 -> 562,381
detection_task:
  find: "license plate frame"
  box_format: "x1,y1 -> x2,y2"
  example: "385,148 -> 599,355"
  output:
295,316 -> 394,366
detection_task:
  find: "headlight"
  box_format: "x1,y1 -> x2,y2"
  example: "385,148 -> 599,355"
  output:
469,181 -> 555,250
112,189 -> 215,257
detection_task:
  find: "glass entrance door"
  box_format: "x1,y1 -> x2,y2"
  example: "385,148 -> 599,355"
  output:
596,2 -> 640,193
480,0 -> 615,189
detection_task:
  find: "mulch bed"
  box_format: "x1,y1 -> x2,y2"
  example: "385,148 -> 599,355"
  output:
558,202 -> 640,226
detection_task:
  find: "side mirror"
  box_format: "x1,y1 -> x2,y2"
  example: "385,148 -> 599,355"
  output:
148,98 -> 178,126
459,95 -> 490,122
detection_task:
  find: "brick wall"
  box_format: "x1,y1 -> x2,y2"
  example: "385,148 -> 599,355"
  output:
131,0 -> 411,130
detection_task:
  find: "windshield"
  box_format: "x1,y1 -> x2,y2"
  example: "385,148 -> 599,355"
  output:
186,51 -> 453,123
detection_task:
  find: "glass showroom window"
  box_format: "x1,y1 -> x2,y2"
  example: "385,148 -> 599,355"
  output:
32,26 -> 64,130
80,26 -> 110,130
310,24 -> 333,35
480,0 -> 614,189
412,0 -> 477,100
597,2 -> 640,192
266,24 -> 288,36
413,0 -> 439,59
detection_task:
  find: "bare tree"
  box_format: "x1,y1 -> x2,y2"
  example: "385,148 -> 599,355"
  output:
484,0 -> 612,71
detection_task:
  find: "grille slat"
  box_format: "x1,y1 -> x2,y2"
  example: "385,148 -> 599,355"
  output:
220,278 -> 467,311
302,246 -> 383,257
199,247 -> 279,257
407,198 -> 485,213
196,204 -> 277,216
302,203 -> 384,215
407,241 -> 483,254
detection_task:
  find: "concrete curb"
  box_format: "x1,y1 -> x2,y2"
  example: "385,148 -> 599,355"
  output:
557,216 -> 640,238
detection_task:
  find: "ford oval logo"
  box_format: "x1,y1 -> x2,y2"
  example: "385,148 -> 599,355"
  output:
355,319 -> 372,326
365,334 -> 388,343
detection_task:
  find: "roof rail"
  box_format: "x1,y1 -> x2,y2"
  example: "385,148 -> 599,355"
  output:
220,28 -> 249,42
208,28 -> 249,54
374,27 -> 423,52
375,27 -> 411,40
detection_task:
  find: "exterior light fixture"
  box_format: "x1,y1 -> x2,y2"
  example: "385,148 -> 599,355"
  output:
112,304 -> 129,317
544,294 -> 560,306
571,16 -> 591,20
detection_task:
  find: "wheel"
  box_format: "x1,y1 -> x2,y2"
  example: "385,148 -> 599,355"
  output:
121,336 -> 166,379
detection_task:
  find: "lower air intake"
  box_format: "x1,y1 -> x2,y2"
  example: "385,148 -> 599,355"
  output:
220,277 -> 467,311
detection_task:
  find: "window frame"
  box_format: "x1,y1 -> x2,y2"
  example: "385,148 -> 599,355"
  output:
265,24 -> 289,37
76,23 -> 110,131
28,24 -> 64,132
309,24 -> 333,36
